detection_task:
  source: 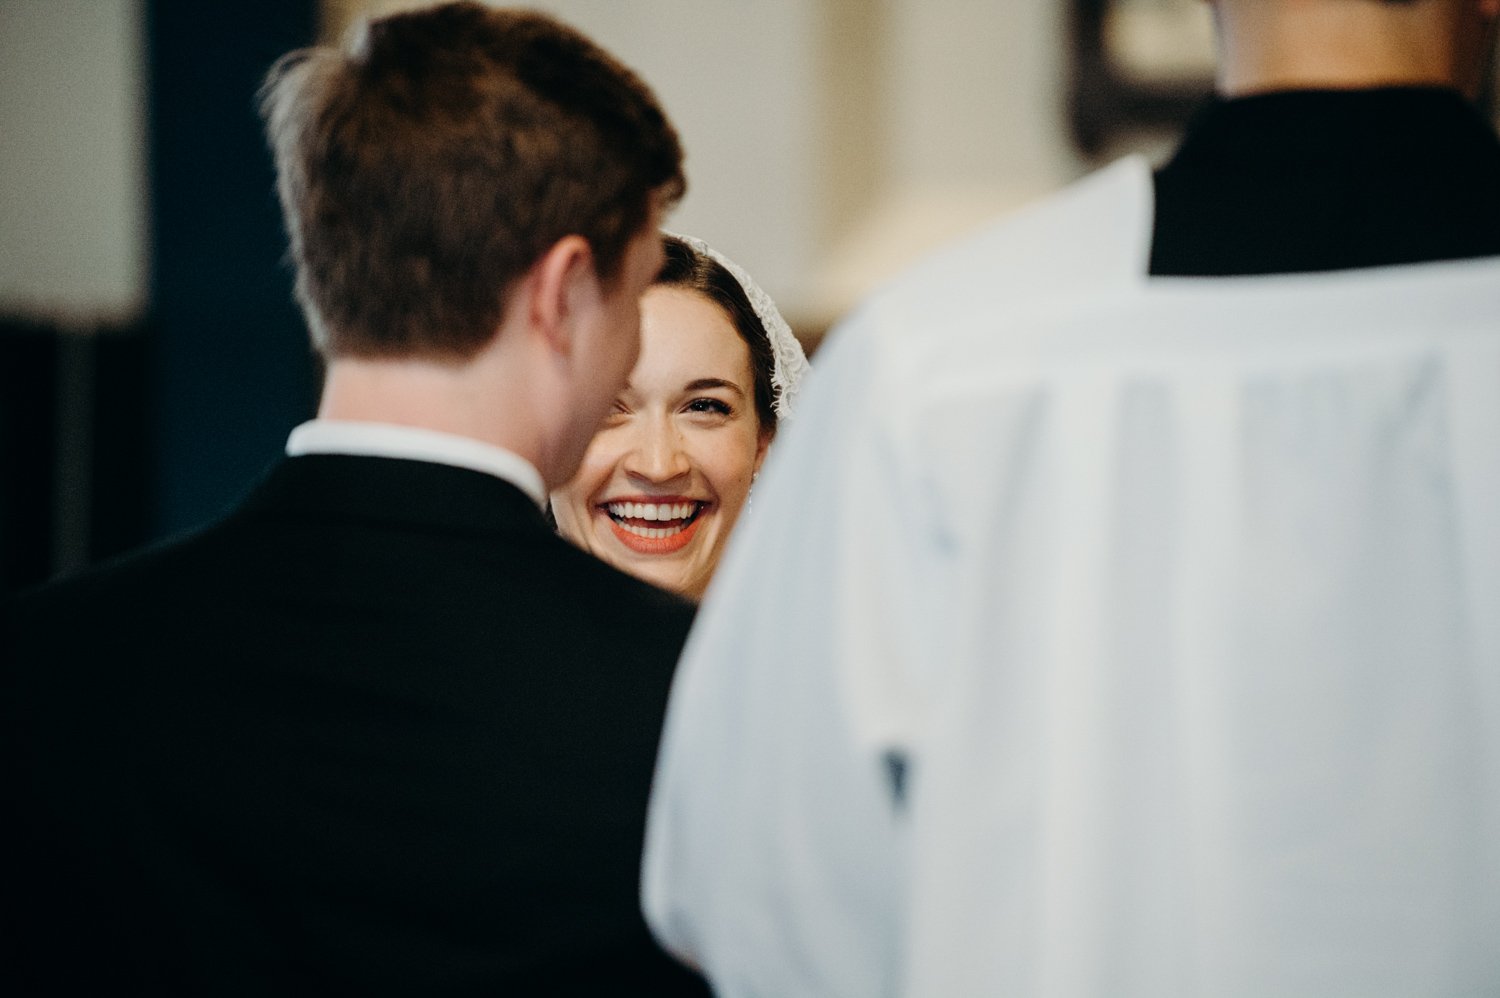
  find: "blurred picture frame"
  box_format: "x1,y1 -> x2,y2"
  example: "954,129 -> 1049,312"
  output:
1070,0 -> 1499,158
1068,0 -> 1215,158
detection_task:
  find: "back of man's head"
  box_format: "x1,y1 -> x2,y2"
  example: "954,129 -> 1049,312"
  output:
1212,0 -> 1499,97
259,2 -> 684,361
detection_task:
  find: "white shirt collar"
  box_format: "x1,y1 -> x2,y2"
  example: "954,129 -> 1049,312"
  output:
285,419 -> 547,508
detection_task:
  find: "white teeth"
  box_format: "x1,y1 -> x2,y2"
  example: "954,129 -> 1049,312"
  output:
616,521 -> 688,539
605,501 -> 702,523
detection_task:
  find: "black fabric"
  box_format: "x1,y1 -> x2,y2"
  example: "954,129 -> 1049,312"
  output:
1150,87 -> 1500,276
2,455 -> 708,996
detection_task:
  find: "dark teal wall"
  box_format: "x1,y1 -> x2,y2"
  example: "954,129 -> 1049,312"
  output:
147,0 -> 320,538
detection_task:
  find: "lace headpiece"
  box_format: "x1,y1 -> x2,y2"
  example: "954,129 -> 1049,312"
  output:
665,232 -> 810,422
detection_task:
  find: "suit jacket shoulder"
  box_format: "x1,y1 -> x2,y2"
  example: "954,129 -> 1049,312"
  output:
3,455 -> 706,996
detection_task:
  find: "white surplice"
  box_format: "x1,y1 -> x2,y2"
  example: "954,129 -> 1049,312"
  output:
642,156 -> 1500,997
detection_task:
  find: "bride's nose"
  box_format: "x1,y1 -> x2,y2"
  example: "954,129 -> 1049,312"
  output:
623,417 -> 691,483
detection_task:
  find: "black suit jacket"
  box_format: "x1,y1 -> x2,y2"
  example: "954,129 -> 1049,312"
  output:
2,455 -> 709,996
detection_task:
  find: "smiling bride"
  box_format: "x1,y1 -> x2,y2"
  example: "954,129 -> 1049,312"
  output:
551,234 -> 807,600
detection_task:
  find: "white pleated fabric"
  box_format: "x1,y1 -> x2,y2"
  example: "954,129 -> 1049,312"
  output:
643,157 -> 1500,997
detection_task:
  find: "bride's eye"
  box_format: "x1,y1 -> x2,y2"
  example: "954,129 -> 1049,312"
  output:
685,398 -> 732,417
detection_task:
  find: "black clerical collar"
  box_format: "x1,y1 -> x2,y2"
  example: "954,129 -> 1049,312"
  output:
1150,86 -> 1500,276
1172,87 -> 1492,166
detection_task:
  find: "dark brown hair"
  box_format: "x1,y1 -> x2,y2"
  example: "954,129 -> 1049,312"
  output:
655,236 -> 777,434
260,2 -> 685,359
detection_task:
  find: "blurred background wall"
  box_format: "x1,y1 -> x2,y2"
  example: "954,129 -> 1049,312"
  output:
327,0 -> 1091,328
2,0 -> 318,591
1,0 -> 1492,592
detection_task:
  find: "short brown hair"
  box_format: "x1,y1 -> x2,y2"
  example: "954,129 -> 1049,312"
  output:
260,2 -> 685,359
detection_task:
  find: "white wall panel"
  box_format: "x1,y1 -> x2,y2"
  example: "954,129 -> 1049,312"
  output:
0,0 -> 148,326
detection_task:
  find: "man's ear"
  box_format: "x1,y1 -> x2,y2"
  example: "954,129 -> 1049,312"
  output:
528,235 -> 598,357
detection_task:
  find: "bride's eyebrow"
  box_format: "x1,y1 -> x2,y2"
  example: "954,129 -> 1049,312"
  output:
683,378 -> 744,397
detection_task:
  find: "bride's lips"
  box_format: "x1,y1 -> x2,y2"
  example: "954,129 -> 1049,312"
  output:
600,497 -> 708,555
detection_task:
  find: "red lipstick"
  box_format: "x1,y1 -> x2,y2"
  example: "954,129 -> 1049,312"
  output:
599,497 -> 706,555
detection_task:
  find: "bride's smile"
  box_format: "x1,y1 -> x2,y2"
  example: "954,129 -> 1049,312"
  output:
553,285 -> 771,599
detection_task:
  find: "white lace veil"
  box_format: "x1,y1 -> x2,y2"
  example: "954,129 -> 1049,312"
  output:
663,232 -> 810,422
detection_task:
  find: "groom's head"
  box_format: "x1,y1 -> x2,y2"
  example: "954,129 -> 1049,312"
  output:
259,1 -> 685,363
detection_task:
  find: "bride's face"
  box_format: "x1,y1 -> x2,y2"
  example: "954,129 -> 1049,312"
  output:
552,285 -> 771,601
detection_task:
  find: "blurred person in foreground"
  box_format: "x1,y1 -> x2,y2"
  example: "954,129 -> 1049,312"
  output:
552,234 -> 808,600
642,1 -> 1500,995
0,3 -> 709,994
